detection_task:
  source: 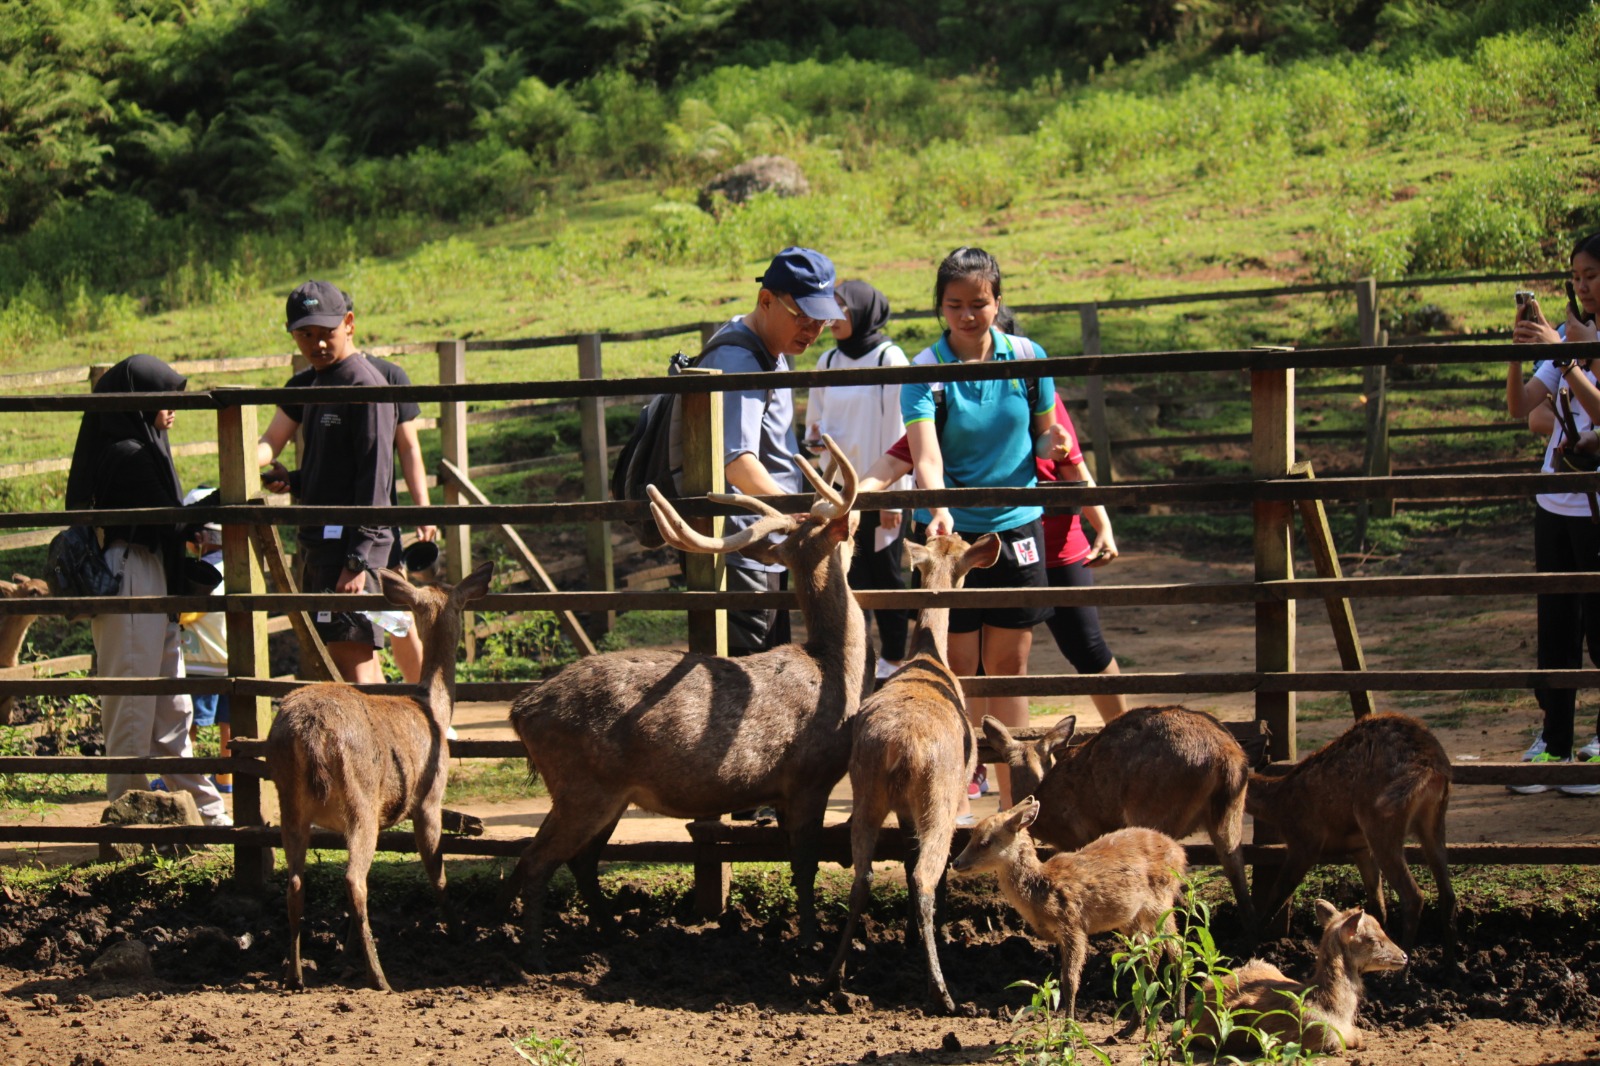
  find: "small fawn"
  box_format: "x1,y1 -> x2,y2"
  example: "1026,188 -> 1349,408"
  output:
1247,712 -> 1455,960
823,531 -> 1001,1014
0,574 -> 49,724
951,797 -> 1187,1022
1191,898 -> 1407,1055
267,561 -> 493,992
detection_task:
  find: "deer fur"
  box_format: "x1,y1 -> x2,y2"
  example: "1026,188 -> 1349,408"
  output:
0,575 -> 50,725
506,438 -> 871,965
823,531 -> 1002,1014
1191,898 -> 1407,1054
951,797 -> 1186,1021
266,560 -> 493,992
984,704 -> 1254,927
1247,712 -> 1455,961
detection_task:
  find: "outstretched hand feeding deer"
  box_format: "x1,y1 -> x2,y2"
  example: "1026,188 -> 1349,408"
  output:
505,437 -> 872,967
267,560 -> 493,992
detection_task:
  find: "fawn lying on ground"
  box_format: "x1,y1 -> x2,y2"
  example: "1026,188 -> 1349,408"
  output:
951,797 -> 1186,1021
506,439 -> 872,965
823,531 -> 1001,1014
1191,898 -> 1407,1054
984,705 -> 1254,927
266,561 -> 493,992
1247,712 -> 1455,960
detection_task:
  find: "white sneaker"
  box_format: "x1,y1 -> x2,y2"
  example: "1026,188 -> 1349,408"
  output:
1521,734 -> 1548,761
1560,780 -> 1600,796
203,811 -> 234,827
1578,735 -> 1600,761
876,658 -> 903,681
1509,753 -> 1565,794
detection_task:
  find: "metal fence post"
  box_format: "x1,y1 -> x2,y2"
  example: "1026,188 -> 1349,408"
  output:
577,334 -> 614,636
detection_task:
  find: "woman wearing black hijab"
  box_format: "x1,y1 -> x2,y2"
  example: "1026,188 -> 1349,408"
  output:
66,354 -> 229,826
807,280 -> 913,679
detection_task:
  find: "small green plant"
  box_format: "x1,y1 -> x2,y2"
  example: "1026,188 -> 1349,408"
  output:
1002,976 -> 1112,1065
509,1029 -> 586,1065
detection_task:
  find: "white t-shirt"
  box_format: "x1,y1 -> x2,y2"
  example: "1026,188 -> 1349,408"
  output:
1535,359 -> 1599,518
808,341 -> 912,492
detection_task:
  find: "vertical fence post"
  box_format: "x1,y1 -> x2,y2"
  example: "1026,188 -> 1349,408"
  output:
1252,365 -> 1297,763
1356,278 -> 1393,528
437,340 -> 474,660
577,334 -> 614,637
1079,304 -> 1114,489
216,393 -> 272,889
679,368 -> 730,918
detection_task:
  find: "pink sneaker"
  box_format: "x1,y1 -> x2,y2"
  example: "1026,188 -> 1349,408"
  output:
970,765 -> 990,797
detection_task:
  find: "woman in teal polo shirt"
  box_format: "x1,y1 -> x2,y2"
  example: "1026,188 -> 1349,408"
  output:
903,246 -> 1071,817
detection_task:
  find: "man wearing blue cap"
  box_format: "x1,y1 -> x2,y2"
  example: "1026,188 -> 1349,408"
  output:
701,247 -> 847,655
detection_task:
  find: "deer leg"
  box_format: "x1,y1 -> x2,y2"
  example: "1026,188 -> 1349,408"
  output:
566,812 -> 623,931
1253,846 -> 1318,939
1364,820 -> 1423,954
1206,792 -> 1257,930
506,799 -> 625,970
1351,847 -> 1387,926
342,818 -> 391,992
1059,927 -> 1088,1019
825,797 -> 886,993
785,793 -> 831,948
1416,799 -> 1457,964
909,814 -> 957,1014
412,805 -> 452,936
280,817 -> 311,990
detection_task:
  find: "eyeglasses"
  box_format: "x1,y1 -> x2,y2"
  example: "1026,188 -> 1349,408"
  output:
773,294 -> 825,330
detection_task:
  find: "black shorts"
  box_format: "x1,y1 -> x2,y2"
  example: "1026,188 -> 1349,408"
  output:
915,518 -> 1052,633
301,550 -> 383,649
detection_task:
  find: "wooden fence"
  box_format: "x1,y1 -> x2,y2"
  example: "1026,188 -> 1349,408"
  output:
3,333 -> 1600,909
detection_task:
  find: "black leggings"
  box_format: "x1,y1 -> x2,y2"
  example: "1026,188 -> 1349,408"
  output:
851,510 -> 909,661
1533,505 -> 1600,758
1043,561 -> 1115,675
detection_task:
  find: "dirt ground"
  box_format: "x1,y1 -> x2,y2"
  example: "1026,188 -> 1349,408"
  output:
4,529 -> 1600,1065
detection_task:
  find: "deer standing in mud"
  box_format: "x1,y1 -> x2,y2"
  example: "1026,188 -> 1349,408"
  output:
951,797 -> 1187,1022
823,531 -> 1001,1014
267,561 -> 493,992
1191,898 -> 1407,1054
505,438 -> 872,966
984,704 -> 1255,927
1246,712 -> 1456,961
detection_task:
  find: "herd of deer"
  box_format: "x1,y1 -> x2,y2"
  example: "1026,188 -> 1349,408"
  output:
6,440 -> 1455,1052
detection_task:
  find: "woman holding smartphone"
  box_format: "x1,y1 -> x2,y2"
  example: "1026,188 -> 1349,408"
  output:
1508,231 -> 1600,792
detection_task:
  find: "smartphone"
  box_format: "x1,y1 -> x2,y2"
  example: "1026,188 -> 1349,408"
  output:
1515,290 -> 1537,322
1568,280 -> 1595,326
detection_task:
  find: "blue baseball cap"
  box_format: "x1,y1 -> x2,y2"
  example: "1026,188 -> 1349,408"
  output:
755,247 -> 845,321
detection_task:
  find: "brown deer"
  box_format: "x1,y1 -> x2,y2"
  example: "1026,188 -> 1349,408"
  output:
983,705 -> 1254,927
505,438 -> 871,965
1247,712 -> 1455,961
0,574 -> 51,725
1191,898 -> 1407,1055
823,531 -> 1002,1014
266,560 -> 494,992
951,797 -> 1186,1022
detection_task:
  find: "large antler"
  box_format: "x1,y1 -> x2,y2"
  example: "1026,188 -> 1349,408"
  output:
798,435 -> 857,520
646,485 -> 797,554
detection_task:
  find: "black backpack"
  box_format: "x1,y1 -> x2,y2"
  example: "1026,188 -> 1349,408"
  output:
611,329 -> 773,549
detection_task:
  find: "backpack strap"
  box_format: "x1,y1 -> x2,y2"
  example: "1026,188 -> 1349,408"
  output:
696,325 -> 778,372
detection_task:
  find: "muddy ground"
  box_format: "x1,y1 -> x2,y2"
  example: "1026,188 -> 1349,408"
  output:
5,525 -> 1600,1064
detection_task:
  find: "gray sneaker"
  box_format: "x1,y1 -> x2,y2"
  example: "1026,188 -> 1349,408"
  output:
1509,752 -> 1564,794
1577,735 -> 1600,761
1522,734 -> 1548,761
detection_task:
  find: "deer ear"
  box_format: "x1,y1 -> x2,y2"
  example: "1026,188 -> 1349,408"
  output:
1313,898 -> 1340,927
981,715 -> 1014,755
966,532 -> 1003,570
1012,797 -> 1041,828
1042,715 -> 1077,756
377,568 -> 418,609
454,560 -> 495,604
904,540 -> 930,571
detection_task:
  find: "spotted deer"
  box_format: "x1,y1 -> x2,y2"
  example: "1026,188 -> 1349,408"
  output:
505,438 -> 872,966
823,531 -> 1002,1013
266,561 -> 493,992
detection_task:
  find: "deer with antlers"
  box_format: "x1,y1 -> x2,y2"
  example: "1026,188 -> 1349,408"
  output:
505,437 -> 872,966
